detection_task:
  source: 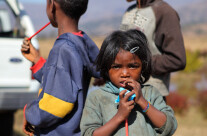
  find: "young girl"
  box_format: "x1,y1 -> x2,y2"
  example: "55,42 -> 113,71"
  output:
80,29 -> 177,136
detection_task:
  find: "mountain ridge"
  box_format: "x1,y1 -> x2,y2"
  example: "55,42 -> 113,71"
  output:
22,0 -> 206,37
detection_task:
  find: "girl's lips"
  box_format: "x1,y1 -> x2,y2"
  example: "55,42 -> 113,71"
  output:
120,81 -> 126,86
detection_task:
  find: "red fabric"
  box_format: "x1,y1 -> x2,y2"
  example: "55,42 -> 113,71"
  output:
30,57 -> 46,74
72,31 -> 83,37
23,104 -> 27,120
56,31 -> 83,39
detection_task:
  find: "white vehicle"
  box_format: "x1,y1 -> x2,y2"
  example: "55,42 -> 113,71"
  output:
0,0 -> 40,134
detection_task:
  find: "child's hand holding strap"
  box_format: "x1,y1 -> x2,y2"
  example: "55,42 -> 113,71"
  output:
115,87 -> 136,103
115,90 -> 135,122
23,120 -> 35,136
23,105 -> 35,136
21,37 -> 40,64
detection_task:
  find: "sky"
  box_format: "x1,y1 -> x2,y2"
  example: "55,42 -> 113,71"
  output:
18,0 -> 201,13
16,0 -> 202,36
19,0 -> 45,3
18,0 -> 193,7
17,0 -> 186,22
18,0 -> 177,7
19,0 -> 200,6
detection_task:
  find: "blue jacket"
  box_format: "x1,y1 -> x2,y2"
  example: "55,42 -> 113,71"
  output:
25,32 -> 100,136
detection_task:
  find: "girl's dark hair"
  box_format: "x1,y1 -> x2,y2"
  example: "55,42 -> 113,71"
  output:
54,0 -> 88,20
96,29 -> 152,84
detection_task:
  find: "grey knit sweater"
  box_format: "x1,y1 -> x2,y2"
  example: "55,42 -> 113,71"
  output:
80,82 -> 177,136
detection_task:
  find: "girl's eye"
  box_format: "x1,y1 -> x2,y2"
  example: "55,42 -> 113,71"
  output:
128,64 -> 139,69
111,65 -> 120,69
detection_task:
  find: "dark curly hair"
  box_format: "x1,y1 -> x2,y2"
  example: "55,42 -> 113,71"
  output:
96,29 -> 152,84
54,0 -> 88,20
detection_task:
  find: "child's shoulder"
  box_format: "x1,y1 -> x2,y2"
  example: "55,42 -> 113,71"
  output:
54,33 -> 84,51
153,1 -> 177,16
126,4 -> 137,12
87,88 -> 109,99
142,84 -> 163,98
85,88 -> 110,107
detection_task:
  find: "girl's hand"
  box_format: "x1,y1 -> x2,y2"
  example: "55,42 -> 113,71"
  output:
21,37 -> 40,64
115,90 -> 135,122
121,79 -> 144,105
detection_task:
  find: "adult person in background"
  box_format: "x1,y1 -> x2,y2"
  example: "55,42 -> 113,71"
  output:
120,0 -> 186,99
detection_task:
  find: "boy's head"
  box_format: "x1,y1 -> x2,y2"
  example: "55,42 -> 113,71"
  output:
47,0 -> 88,24
55,0 -> 88,20
96,29 -> 152,84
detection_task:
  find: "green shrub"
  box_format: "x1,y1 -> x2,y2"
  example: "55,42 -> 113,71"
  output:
184,50 -> 203,73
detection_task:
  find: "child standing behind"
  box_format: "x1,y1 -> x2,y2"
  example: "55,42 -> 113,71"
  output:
80,29 -> 177,136
21,0 -> 100,135
120,0 -> 186,98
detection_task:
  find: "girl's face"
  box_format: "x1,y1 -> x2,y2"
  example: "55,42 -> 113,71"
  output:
108,49 -> 142,88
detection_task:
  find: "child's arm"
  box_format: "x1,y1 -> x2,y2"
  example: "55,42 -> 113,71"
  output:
92,90 -> 135,136
122,79 -> 166,128
24,45 -> 82,128
21,37 -> 46,82
152,5 -> 186,75
136,97 -> 166,128
122,79 -> 177,135
21,37 -> 40,64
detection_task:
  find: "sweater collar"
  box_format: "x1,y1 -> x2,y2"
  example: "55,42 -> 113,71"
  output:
137,0 -> 161,7
100,82 -> 120,94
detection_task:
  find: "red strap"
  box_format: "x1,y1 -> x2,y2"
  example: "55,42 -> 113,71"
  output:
30,57 -> 46,74
125,119 -> 129,136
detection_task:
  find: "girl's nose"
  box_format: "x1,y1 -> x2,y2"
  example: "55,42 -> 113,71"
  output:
121,68 -> 130,78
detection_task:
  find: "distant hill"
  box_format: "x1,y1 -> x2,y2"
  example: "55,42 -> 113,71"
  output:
22,0 -> 206,37
178,0 -> 207,26
82,0 -> 207,36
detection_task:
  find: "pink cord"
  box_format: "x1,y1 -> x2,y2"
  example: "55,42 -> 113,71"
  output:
125,119 -> 128,136
28,22 -> 51,40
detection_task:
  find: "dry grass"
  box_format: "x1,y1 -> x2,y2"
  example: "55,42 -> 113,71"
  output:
38,38 -> 56,59
184,34 -> 207,52
37,32 -> 207,55
13,106 -> 207,136
174,107 -> 207,136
